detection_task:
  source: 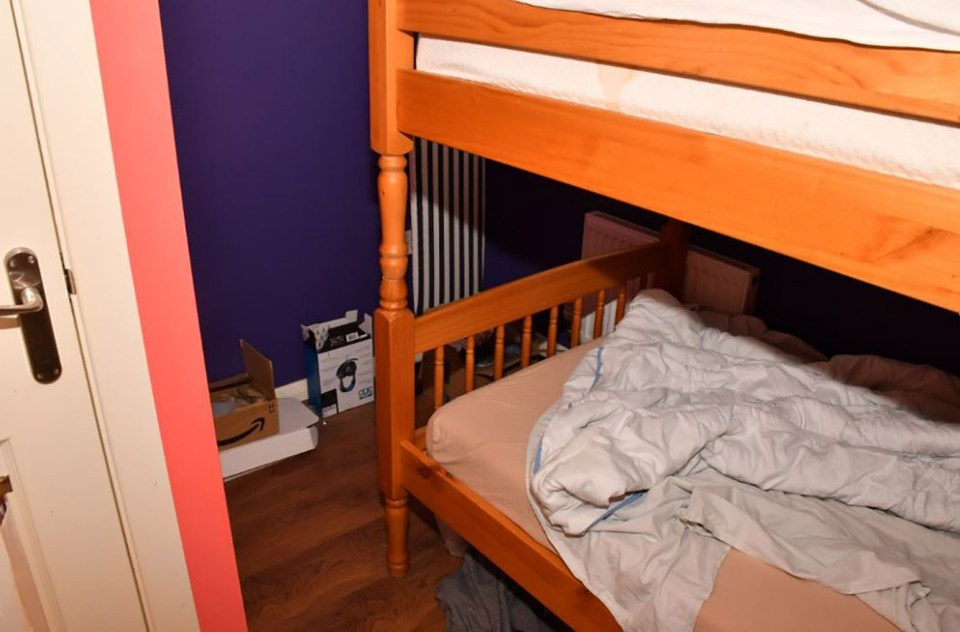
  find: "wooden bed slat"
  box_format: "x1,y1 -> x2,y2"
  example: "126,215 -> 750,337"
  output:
399,0 -> 960,124
414,244 -> 668,352
547,305 -> 559,358
593,290 -> 606,340
465,335 -> 476,393
521,314 -> 533,369
494,325 -> 505,381
433,345 -> 445,411
398,71 -> 960,311
571,298 -> 582,348
615,285 -> 627,325
399,441 -> 620,631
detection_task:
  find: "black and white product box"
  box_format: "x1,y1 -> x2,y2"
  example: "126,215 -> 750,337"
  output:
302,311 -> 375,417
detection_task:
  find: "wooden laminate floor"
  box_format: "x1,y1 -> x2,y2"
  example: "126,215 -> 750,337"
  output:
224,403 -> 460,631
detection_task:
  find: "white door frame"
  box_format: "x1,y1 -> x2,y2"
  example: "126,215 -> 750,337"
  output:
11,1 -> 201,629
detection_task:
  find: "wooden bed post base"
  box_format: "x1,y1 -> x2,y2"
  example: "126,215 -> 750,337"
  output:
376,302 -> 414,579
384,496 -> 410,576
374,154 -> 416,578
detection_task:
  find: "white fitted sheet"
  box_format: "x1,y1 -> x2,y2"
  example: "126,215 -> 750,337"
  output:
416,37 -> 960,190
514,0 -> 960,51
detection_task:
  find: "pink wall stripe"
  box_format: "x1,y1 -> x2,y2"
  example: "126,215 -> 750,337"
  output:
88,1 -> 246,630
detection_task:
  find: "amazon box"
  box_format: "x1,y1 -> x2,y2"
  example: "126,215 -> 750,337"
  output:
302,311 -> 374,418
209,340 -> 280,451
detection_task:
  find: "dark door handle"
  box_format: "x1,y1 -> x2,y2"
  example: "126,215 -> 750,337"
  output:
5,248 -> 61,383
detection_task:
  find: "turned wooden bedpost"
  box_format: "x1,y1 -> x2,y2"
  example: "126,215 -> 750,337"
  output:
370,0 -> 414,577
374,156 -> 415,578
656,220 -> 689,299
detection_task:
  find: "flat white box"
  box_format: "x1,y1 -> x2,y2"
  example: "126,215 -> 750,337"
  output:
219,397 -> 319,479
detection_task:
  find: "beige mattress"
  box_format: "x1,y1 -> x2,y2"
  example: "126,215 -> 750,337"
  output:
426,340 -> 896,631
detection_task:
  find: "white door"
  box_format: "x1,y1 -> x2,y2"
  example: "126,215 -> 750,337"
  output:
0,3 -> 146,630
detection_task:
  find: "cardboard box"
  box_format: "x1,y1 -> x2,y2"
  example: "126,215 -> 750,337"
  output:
219,397 -> 319,479
302,311 -> 375,417
210,341 -> 279,450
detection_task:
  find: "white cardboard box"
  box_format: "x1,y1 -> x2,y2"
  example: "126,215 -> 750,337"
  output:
302,311 -> 375,418
219,397 -> 319,479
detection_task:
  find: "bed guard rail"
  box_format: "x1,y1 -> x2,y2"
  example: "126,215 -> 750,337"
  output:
414,229 -> 686,411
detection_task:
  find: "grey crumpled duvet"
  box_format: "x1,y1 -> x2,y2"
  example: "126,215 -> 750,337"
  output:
528,290 -> 960,632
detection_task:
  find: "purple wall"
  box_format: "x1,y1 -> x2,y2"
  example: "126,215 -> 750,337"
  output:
157,0 -> 957,385
486,162 -> 960,376
159,1 -> 380,385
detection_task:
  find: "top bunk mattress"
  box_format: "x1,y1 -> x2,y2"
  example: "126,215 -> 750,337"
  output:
513,0 -> 960,51
416,38 -> 960,191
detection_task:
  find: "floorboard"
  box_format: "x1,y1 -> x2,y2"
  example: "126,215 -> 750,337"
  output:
225,403 -> 459,631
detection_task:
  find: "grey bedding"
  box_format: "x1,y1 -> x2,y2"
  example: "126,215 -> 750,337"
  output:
528,291 -> 960,631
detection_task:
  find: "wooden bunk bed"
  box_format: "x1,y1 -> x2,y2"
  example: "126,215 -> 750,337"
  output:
367,1 -> 960,629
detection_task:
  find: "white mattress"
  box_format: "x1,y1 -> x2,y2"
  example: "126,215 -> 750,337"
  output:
417,38 -> 960,190
515,0 -> 960,52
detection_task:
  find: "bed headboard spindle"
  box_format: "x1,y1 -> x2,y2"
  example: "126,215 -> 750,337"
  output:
547,306 -> 560,357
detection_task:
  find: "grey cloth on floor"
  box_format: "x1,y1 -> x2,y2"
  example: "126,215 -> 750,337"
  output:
436,552 -> 568,632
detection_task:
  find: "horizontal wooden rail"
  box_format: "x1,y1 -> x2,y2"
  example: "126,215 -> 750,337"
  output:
399,0 -> 960,124
398,71 -> 960,312
414,244 -> 668,352
400,441 -> 619,631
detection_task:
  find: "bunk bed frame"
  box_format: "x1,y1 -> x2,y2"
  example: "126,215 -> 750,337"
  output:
368,0 -> 960,628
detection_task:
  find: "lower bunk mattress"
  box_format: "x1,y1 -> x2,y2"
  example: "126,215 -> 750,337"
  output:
426,338 -> 897,631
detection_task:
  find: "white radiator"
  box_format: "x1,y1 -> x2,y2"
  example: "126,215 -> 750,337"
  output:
581,212 -> 759,339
